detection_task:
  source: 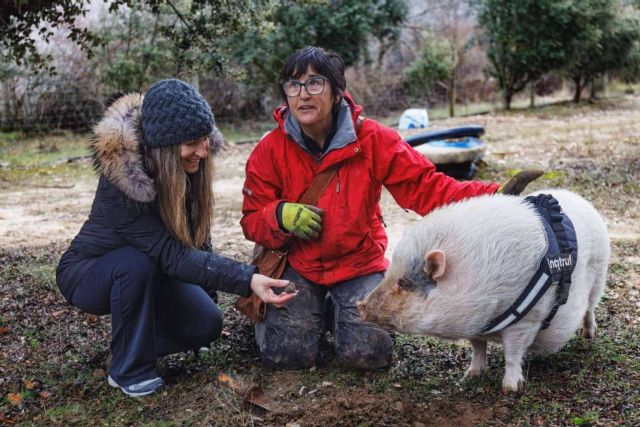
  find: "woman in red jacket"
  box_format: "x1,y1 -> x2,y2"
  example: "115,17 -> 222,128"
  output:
241,46 -> 540,369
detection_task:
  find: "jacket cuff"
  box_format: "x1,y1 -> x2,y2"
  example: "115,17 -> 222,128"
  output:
220,260 -> 256,298
276,201 -> 288,232
263,199 -> 293,247
235,264 -> 258,298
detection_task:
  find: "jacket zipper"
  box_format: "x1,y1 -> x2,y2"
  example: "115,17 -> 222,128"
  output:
336,172 -> 340,193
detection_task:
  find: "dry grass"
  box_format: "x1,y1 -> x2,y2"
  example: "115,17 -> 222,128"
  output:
1,95 -> 639,426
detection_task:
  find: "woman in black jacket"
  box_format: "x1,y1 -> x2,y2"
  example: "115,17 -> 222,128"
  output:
56,79 -> 295,397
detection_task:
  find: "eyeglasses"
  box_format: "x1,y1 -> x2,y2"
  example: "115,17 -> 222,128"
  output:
282,77 -> 327,97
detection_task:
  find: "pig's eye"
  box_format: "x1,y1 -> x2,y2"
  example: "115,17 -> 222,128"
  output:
397,276 -> 436,298
397,278 -> 413,290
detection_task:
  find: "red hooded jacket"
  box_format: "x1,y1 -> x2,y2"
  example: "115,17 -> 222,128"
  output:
241,96 -> 499,285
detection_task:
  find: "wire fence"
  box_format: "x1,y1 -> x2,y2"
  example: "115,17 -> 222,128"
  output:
0,83 -> 490,135
1,75 -> 630,135
0,76 -> 107,133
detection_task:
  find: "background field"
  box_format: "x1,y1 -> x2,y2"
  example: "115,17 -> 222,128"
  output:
1,96 -> 639,426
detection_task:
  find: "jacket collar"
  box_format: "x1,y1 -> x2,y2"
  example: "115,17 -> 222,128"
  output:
274,92 -> 363,160
91,93 -> 224,203
91,93 -> 156,203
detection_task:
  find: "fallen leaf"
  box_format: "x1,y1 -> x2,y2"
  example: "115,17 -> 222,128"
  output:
24,380 -> 36,390
92,369 -> 106,380
0,327 -> 9,335
217,372 -> 281,412
39,391 -> 51,399
51,310 -> 65,318
85,314 -> 98,324
7,393 -> 23,406
0,414 -> 15,425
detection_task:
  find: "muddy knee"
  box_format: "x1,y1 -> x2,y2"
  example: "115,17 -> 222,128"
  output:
335,325 -> 392,369
256,324 -> 321,369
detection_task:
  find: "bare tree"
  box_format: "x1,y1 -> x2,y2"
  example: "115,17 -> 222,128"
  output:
403,0 -> 484,116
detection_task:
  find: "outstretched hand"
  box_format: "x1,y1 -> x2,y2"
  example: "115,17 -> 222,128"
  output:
250,274 -> 297,308
498,169 -> 544,196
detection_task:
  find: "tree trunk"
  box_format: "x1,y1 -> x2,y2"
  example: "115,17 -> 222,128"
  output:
448,78 -> 455,117
125,0 -> 135,57
589,78 -> 597,101
139,13 -> 160,89
573,76 -> 582,103
504,90 -> 512,110
529,81 -> 535,108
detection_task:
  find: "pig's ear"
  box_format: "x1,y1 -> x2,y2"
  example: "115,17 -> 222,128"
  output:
424,250 -> 446,282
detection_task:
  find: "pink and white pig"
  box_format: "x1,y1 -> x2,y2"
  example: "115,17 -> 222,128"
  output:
357,190 -> 609,392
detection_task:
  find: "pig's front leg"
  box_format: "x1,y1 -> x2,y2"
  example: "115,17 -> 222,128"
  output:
463,339 -> 487,379
501,327 -> 537,393
581,308 -> 597,339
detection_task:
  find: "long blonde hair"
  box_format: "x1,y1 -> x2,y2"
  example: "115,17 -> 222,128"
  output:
144,139 -> 215,249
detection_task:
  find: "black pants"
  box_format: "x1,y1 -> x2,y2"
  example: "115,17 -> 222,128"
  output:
255,267 -> 392,370
58,247 -> 222,386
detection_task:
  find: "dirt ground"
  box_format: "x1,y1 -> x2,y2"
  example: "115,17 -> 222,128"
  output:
1,97 -> 638,250
1,97 -> 639,426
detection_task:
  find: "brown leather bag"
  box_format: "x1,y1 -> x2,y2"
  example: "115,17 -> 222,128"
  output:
234,117 -> 364,322
234,163 -> 341,321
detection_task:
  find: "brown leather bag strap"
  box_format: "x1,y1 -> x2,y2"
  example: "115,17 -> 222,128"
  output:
298,163 -> 339,205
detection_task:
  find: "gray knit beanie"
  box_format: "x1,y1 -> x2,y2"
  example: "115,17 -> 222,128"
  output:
141,79 -> 214,148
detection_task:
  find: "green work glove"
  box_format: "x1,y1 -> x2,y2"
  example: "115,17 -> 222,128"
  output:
497,169 -> 544,196
280,203 -> 324,239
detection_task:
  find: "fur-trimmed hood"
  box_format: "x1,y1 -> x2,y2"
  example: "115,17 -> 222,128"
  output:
91,93 -> 224,203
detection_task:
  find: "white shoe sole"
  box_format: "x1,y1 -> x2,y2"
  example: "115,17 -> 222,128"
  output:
108,375 -> 163,397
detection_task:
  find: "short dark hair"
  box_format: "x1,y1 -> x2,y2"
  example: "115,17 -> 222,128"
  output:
279,46 -> 346,102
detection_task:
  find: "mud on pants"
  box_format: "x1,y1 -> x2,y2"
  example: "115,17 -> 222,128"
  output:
255,266 -> 393,370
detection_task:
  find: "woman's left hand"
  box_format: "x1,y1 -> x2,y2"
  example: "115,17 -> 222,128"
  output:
250,274 -> 297,308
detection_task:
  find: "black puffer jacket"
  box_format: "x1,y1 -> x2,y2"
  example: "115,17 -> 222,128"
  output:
56,94 -> 255,301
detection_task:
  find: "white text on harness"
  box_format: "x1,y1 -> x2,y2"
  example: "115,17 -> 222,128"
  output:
547,253 -> 573,274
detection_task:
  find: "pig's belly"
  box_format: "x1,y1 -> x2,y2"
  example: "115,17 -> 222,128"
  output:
531,286 -> 589,353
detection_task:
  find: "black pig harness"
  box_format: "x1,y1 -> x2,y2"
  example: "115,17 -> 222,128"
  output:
481,194 -> 578,334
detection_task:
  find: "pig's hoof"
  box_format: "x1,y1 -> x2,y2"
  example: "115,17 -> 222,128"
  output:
501,376 -> 525,393
581,326 -> 597,339
463,367 -> 485,380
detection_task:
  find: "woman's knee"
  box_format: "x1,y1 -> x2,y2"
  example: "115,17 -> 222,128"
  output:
255,324 -> 320,369
63,248 -> 156,314
197,304 -> 223,347
335,324 -> 393,370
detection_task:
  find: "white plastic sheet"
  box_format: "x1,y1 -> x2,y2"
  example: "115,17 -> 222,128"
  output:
398,108 -> 429,130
